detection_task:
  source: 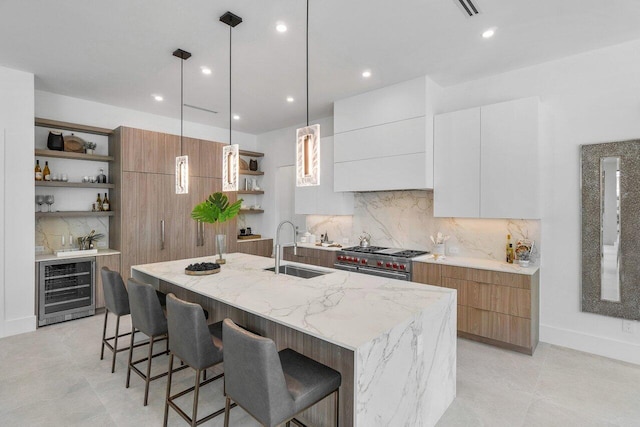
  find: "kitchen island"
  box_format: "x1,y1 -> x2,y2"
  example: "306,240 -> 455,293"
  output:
131,253 -> 456,427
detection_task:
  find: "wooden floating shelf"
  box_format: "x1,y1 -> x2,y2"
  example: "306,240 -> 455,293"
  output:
237,190 -> 264,195
36,182 -> 115,189
239,209 -> 264,214
239,149 -> 264,158
35,149 -> 114,162
35,118 -> 113,136
36,211 -> 115,218
239,170 -> 264,176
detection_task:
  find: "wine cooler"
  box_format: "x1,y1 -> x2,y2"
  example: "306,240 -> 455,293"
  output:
38,257 -> 95,326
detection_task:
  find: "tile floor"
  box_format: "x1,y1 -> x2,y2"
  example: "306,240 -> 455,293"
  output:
1,314 -> 639,427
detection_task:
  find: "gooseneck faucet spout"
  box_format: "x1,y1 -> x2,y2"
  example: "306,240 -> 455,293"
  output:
275,220 -> 298,274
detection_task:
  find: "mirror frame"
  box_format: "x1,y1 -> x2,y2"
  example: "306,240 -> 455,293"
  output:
581,140 -> 640,320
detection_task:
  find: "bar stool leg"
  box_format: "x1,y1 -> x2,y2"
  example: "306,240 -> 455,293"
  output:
163,353 -> 174,427
335,388 -> 340,427
100,310 -> 109,360
192,369 -> 201,427
224,397 -> 231,427
126,328 -> 136,388
143,335 -> 155,406
111,315 -> 121,373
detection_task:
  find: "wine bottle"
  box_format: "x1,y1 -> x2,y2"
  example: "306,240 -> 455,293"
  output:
43,161 -> 51,181
96,193 -> 103,211
506,234 -> 512,263
102,193 -> 110,211
35,160 -> 43,181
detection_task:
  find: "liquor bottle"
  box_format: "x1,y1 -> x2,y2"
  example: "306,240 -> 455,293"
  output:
43,161 -> 51,181
96,193 -> 103,211
506,234 -> 514,264
97,168 -> 107,184
35,160 -> 43,181
102,193 -> 110,211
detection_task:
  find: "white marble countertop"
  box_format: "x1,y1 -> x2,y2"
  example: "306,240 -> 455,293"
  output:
35,248 -> 121,263
295,242 -> 344,251
132,253 -> 455,351
413,254 -> 539,275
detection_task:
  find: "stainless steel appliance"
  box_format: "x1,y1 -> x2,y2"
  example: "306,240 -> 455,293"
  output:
38,257 -> 95,326
334,246 -> 428,281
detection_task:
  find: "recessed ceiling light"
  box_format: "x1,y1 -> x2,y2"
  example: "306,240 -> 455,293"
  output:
152,94 -> 163,101
233,115 -> 240,120
201,66 -> 212,75
482,28 -> 496,39
276,22 -> 287,33
362,70 -> 372,78
286,96 -> 294,103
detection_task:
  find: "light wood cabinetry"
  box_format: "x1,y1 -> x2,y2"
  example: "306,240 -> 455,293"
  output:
95,254 -> 121,309
413,262 -> 539,354
433,97 -> 540,219
235,239 -> 273,258
110,126 -> 236,277
283,246 -> 337,269
295,136 -> 354,215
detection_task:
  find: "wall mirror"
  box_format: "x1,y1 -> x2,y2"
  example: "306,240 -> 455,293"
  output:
581,140 -> 640,320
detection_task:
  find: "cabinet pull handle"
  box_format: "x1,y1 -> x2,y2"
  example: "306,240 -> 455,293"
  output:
161,220 -> 165,250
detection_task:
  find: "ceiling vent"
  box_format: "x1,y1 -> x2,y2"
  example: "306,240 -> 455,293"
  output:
454,0 -> 480,17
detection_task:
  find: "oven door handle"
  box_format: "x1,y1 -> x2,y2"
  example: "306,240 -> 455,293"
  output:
358,266 -> 409,280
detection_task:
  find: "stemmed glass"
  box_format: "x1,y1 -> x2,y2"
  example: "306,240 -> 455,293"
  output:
35,195 -> 45,212
44,195 -> 55,212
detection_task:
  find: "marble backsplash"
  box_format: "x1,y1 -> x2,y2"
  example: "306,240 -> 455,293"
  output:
36,217 -> 109,253
306,190 -> 541,263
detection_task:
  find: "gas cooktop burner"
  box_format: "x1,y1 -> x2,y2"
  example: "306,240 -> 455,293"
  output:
341,246 -> 429,258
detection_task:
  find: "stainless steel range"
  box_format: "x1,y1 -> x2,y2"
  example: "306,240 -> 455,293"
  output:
334,246 -> 429,281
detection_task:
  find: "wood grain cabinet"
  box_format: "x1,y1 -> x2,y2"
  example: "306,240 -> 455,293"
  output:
413,262 -> 539,355
283,247 -> 337,269
110,126 -> 236,277
95,254 -> 121,309
235,239 -> 274,258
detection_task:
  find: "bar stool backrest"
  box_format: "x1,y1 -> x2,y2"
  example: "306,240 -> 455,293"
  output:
166,294 -> 222,369
127,278 -> 167,337
222,318 -> 294,426
101,267 -> 129,316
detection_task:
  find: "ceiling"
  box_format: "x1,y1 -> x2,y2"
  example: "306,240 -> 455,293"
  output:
2,0 -> 640,134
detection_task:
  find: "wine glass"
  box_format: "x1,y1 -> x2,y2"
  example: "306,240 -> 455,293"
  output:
44,195 -> 55,212
35,195 -> 45,212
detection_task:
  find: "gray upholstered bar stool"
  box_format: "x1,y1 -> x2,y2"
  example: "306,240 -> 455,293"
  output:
164,293 -> 227,427
222,318 -> 342,427
126,278 -> 186,406
100,267 -> 141,373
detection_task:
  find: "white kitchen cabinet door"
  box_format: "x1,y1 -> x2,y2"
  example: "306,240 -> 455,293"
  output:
480,97 -> 539,219
334,153 -> 429,192
334,77 -> 426,134
296,136 -> 354,215
433,107 -> 481,217
334,116 -> 426,163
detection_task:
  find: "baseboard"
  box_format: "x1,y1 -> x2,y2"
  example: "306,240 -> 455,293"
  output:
540,324 -> 640,365
1,315 -> 37,338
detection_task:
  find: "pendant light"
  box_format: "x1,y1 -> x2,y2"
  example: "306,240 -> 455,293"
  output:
173,48 -> 191,194
220,11 -> 243,192
296,0 -> 320,187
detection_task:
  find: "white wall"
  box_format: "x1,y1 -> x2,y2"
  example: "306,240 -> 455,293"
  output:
1,66 -> 36,337
439,39 -> 640,364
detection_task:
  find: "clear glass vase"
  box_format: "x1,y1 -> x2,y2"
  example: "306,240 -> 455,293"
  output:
215,234 -> 227,264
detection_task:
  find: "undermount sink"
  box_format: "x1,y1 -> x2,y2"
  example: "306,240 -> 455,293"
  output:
264,265 -> 330,279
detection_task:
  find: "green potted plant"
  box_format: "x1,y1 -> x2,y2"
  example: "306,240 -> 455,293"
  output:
191,192 -> 243,264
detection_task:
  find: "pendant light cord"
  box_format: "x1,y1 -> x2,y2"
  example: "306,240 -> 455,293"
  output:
229,25 -> 232,145
306,0 -> 309,126
180,57 -> 184,155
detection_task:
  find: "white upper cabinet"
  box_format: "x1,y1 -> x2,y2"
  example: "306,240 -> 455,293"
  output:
434,107 -> 481,217
433,97 -> 540,219
295,136 -> 354,215
333,77 -> 439,192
